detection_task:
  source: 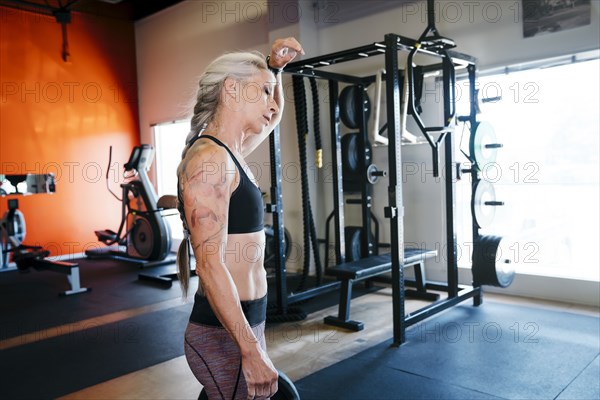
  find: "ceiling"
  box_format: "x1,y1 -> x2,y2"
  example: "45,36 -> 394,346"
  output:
0,0 -> 185,21
1,1 -> 421,26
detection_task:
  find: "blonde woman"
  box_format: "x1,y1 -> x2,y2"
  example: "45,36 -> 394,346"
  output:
176,38 -> 304,400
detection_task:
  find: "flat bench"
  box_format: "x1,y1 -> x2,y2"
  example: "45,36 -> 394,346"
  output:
324,249 -> 438,331
32,259 -> 90,296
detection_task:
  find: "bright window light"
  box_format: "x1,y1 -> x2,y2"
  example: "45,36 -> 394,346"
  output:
455,58 -> 599,281
153,120 -> 190,241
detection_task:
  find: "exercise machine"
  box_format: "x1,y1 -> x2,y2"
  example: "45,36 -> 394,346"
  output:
198,370 -> 300,400
86,145 -> 175,267
0,173 -> 89,295
267,0 -> 514,346
266,48 -> 441,325
290,75 -> 440,331
137,194 -> 196,287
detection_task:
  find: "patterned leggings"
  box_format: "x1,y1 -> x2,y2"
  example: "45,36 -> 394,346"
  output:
184,321 -> 267,400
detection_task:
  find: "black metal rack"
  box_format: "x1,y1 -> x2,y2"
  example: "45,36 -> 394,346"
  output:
268,32 -> 482,346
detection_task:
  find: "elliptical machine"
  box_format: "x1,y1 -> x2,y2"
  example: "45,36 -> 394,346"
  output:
86,145 -> 174,266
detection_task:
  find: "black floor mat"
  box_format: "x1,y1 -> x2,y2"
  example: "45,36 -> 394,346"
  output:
6,257 -> 597,400
1,273 -> 598,400
0,257 -> 184,339
296,302 -> 600,400
0,258 -> 371,341
0,259 -> 387,399
0,305 -> 192,400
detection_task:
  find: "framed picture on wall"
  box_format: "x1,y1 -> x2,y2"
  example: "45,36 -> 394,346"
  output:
523,0 -> 591,38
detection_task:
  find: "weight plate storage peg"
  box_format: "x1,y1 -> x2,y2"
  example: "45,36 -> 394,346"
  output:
471,180 -> 503,229
469,121 -> 502,167
367,164 -> 387,184
472,235 -> 515,288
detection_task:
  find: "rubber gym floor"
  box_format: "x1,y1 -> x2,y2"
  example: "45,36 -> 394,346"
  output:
1,256 -> 598,400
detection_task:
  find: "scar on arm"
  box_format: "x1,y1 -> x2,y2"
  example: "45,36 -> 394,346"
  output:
190,205 -> 217,229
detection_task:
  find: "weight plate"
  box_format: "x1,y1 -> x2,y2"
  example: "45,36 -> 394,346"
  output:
341,132 -> 360,176
471,180 -> 496,229
469,121 -> 499,166
341,132 -> 373,192
345,226 -> 363,262
130,216 -> 154,259
272,370 -> 301,400
198,371 -> 300,400
341,132 -> 361,193
264,225 -> 292,270
339,85 -> 371,129
472,235 -> 515,288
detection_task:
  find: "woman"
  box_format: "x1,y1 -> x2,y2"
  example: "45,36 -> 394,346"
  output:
175,38 -> 304,400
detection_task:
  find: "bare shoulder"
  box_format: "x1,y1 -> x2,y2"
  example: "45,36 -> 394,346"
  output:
179,138 -> 231,186
178,139 -> 235,247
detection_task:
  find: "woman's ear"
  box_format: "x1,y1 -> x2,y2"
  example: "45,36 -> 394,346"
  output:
222,77 -> 243,112
223,77 -> 239,99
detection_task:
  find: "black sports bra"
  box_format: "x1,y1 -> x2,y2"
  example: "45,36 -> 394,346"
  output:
192,135 -> 264,234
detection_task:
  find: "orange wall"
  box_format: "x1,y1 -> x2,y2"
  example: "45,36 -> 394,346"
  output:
0,7 -> 139,256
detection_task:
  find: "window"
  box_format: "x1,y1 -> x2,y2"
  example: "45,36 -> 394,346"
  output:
454,56 -> 599,281
153,120 -> 190,241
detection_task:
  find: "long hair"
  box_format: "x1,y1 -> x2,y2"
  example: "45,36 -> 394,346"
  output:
176,51 -> 268,299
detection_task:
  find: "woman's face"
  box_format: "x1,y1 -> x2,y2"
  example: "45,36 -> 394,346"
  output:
223,69 -> 278,135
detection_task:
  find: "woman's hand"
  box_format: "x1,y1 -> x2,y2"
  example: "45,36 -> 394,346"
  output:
268,37 -> 304,70
241,346 -> 279,400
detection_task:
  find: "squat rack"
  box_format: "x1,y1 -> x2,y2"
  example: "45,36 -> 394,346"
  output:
268,30 -> 483,345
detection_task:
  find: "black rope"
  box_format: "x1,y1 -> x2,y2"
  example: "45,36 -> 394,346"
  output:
309,77 -> 322,157
292,75 -> 311,291
308,77 -> 323,285
291,75 -> 326,291
308,206 -> 322,285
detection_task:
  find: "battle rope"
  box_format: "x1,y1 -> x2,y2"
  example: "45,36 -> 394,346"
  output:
292,75 -> 323,290
308,77 -> 323,285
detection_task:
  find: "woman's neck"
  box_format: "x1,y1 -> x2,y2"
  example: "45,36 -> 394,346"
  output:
203,120 -> 244,155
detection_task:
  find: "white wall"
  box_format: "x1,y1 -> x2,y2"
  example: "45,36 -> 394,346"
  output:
316,0 -> 600,69
134,0 -> 600,305
135,0 -> 270,141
